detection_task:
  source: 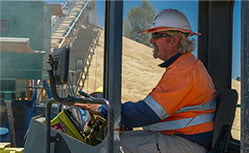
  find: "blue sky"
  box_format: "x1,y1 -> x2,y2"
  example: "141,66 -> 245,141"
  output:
232,1 -> 241,79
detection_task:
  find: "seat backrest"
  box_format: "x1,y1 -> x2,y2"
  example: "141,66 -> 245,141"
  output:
210,89 -> 238,152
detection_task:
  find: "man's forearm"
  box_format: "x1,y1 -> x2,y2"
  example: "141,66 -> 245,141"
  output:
98,100 -> 161,128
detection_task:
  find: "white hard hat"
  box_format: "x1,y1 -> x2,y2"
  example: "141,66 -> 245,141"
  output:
141,9 -> 200,36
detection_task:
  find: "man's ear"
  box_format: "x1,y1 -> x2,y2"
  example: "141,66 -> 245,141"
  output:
171,35 -> 180,47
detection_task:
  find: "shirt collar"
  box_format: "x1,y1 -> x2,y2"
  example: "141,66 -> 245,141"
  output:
158,52 -> 183,68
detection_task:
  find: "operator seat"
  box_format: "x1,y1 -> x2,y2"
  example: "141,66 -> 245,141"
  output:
207,89 -> 238,153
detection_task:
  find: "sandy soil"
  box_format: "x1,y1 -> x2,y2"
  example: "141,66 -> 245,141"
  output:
231,80 -> 241,140
84,30 -> 163,102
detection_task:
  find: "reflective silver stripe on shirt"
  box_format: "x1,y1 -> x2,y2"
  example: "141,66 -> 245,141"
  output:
144,95 -> 169,120
175,98 -> 217,114
143,113 -> 214,131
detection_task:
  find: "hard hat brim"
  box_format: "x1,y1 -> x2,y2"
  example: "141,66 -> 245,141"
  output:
140,27 -> 201,36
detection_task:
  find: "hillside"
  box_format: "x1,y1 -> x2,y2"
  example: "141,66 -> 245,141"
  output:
84,30 -> 163,102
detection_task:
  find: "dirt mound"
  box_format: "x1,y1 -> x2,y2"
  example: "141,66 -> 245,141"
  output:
84,30 -> 163,102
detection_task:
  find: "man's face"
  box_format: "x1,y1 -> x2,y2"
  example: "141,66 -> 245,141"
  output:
150,32 -> 173,61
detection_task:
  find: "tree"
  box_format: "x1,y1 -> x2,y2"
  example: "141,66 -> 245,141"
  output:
123,18 -> 132,38
126,0 -> 156,46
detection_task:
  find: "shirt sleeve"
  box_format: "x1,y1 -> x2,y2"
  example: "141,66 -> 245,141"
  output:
98,100 -> 161,128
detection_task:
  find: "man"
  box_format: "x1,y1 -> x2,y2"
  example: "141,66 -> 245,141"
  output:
75,9 -> 216,153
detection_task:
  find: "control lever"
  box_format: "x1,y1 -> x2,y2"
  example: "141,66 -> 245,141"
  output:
77,90 -> 95,120
78,90 -> 94,99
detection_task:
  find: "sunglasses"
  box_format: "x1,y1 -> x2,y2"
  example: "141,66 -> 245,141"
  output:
151,32 -> 172,40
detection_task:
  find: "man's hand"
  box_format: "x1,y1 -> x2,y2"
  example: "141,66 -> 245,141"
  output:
74,103 -> 101,115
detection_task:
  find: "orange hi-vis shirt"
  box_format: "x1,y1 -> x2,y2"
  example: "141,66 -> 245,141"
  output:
143,53 -> 216,135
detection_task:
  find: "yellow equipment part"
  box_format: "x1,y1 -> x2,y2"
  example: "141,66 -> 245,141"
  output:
3,147 -> 24,153
0,143 -> 23,153
50,111 -> 84,141
0,142 -> 10,150
95,87 -> 103,93
0,142 -> 10,153
32,108 -> 106,145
